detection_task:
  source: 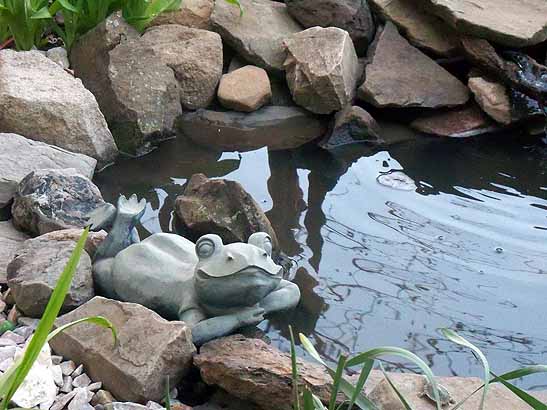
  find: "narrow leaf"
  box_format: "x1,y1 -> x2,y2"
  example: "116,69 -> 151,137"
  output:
299,334 -> 326,366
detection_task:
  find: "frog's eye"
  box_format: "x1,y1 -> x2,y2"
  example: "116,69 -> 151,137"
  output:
196,234 -> 223,259
248,232 -> 273,256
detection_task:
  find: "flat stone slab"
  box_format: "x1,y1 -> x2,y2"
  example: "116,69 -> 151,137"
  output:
410,104 -> 498,137
423,0 -> 547,47
210,0 -> 302,73
177,106 -> 327,151
0,133 -> 96,212
370,0 -> 459,56
358,22 -> 469,108
0,221 -> 29,284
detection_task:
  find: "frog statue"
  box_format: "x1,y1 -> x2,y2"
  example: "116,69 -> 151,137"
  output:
88,194 -> 301,346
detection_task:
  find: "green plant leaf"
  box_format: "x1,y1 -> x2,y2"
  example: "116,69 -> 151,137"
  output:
333,372 -> 378,410
303,389 -> 315,410
47,316 -> 117,345
328,355 -> 347,410
30,6 -> 51,19
290,326 -> 301,410
223,0 -> 243,16
346,360 -> 375,410
490,371 -> 547,410
165,375 -> 171,410
56,0 -> 79,13
441,329 -> 489,410
299,334 -> 326,366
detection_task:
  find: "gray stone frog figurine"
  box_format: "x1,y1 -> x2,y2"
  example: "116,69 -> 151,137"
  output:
88,194 -> 301,345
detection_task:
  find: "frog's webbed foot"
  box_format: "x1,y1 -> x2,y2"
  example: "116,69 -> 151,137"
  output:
87,203 -> 116,231
117,194 -> 146,218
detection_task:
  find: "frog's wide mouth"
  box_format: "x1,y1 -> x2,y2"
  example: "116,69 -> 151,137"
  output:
197,265 -> 283,279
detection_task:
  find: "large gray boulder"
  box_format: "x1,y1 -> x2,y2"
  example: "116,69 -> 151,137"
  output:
50,297 -> 196,403
422,0 -> 547,47
369,0 -> 459,56
358,22 -> 469,108
0,221 -> 29,284
71,15 -> 222,156
12,169 -> 105,236
175,173 -> 278,246
7,236 -> 94,317
284,27 -> 360,114
210,0 -> 302,73
0,134 -> 96,215
285,0 -> 375,53
0,50 -> 118,169
177,106 -> 327,151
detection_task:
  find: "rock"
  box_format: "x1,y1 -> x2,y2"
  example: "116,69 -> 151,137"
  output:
50,297 -> 196,403
71,15 -> 222,156
211,0 -> 302,73
151,0 -> 214,29
38,229 -> 107,259
91,390 -> 115,406
422,0 -> 547,47
61,360 -> 77,376
369,372 -> 547,410
358,22 -> 469,108
369,0 -> 459,56
7,236 -> 94,317
69,387 -> 94,410
12,343 -> 58,409
61,376 -> 73,393
51,391 -> 78,410
105,403 -> 149,410
175,174 -> 278,246
218,66 -> 272,112
0,133 -> 96,214
320,105 -> 382,149
283,27 -> 360,114
194,335 -> 336,410
73,373 -> 92,388
410,104 -> 497,137
177,106 -> 327,151
284,0 -> 375,53
0,50 -> 118,168
0,221 -> 29,283
12,168 -> 105,236
468,76 -> 512,124
46,46 -> 70,69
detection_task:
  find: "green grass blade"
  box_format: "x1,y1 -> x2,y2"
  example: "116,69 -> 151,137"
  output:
379,363 -> 414,410
290,326 -> 301,410
346,347 -> 440,410
165,375 -> 171,410
347,360 -> 375,410
334,373 -> 378,410
490,371 -> 547,410
299,334 -> 326,366
328,355 -> 347,410
303,389 -> 315,410
223,0 -> 243,16
47,316 -> 117,345
1,228 -> 89,408
441,329 -> 489,410
312,393 -> 328,410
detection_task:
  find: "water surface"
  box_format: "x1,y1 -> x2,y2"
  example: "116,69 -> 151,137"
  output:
95,128 -> 547,388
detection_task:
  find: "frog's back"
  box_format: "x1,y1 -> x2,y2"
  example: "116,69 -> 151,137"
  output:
111,233 -> 198,319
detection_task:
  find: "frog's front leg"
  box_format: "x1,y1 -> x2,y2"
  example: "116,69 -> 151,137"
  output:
179,306 -> 265,346
260,280 -> 301,315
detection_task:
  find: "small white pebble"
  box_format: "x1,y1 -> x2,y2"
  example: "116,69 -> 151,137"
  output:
72,364 -> 84,377
73,373 -> 91,388
60,360 -> 76,376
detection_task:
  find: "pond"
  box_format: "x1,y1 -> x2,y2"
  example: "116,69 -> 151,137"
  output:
94,124 -> 547,389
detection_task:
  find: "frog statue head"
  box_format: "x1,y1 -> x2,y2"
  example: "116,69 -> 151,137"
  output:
194,233 -> 283,312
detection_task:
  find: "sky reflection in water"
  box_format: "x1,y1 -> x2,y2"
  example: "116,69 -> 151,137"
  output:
95,134 -> 547,389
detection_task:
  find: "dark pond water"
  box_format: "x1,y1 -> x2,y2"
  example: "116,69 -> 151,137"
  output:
95,125 -> 547,389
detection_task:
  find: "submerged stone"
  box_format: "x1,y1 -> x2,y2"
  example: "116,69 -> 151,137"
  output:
320,105 -> 382,149
358,23 -> 469,108
177,106 -> 327,151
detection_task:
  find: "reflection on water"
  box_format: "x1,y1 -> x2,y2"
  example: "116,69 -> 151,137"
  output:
95,131 -> 547,389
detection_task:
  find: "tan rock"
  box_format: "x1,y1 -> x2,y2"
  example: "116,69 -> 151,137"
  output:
358,22 -> 469,108
38,229 -> 107,258
369,372 -> 547,410
284,27 -> 360,114
369,0 -> 459,56
422,0 -> 547,47
194,335 -> 336,410
152,0 -> 214,29
468,76 -> 512,124
50,297 -> 196,403
0,221 -> 29,284
175,174 -> 278,247
218,66 -> 272,112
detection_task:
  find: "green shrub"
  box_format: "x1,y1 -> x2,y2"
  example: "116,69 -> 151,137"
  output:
121,0 -> 181,33
0,0 -> 51,51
